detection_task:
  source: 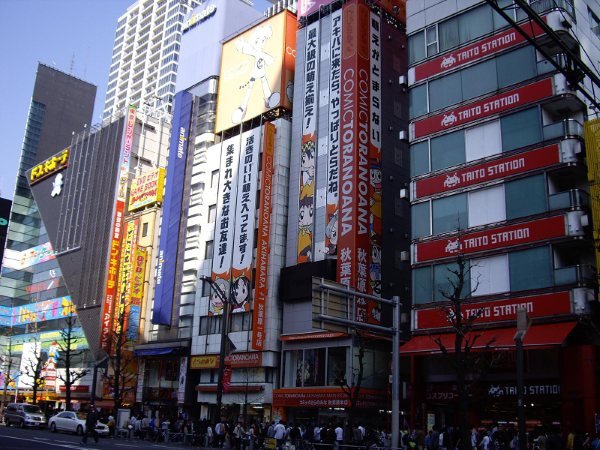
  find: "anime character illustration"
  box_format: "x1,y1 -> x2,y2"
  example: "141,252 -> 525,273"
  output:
370,165 -> 382,239
325,211 -> 338,255
299,140 -> 316,199
231,275 -> 251,312
298,195 -> 314,262
208,278 -> 230,315
51,173 -> 63,197
231,24 -> 280,125
369,242 -> 382,297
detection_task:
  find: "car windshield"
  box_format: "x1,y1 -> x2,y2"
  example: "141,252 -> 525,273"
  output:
23,406 -> 42,413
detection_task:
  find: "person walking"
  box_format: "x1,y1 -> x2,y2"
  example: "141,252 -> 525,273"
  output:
274,420 -> 287,450
81,404 -> 99,445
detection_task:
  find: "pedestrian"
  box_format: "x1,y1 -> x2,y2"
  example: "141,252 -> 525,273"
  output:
81,404 -> 99,445
274,420 -> 287,450
334,422 -> 344,450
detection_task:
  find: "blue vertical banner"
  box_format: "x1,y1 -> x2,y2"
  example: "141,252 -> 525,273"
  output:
152,91 -> 193,325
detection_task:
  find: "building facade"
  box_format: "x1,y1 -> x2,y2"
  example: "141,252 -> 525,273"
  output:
405,0 -> 600,432
0,63 -> 96,407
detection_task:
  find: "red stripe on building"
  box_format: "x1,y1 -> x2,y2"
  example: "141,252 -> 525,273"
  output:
414,144 -> 561,199
411,78 -> 554,139
414,215 -> 566,263
414,291 -> 572,329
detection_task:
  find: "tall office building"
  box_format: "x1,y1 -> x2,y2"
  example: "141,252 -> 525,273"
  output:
404,0 -> 600,431
0,63 -> 96,404
102,0 -> 202,120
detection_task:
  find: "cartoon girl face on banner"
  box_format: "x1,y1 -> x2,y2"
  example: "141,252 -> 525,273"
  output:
208,278 -> 230,315
231,275 -> 251,312
325,211 -> 338,255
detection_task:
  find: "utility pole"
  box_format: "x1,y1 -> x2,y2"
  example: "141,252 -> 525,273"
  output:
514,307 -> 531,450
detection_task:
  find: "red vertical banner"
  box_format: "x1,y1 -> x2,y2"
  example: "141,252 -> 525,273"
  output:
252,123 -> 276,350
338,0 -> 371,323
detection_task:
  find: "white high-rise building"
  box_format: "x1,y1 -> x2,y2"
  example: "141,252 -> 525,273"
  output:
103,0 -> 201,120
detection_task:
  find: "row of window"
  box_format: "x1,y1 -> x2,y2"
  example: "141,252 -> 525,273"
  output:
413,174 -> 550,238
410,46 -> 553,118
198,311 -> 252,335
413,246 -> 565,304
411,107 -> 545,177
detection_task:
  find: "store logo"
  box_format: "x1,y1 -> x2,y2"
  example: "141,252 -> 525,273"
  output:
443,172 -> 461,188
177,127 -> 186,158
445,238 -> 460,254
51,173 -> 63,197
441,112 -> 458,127
440,54 -> 456,69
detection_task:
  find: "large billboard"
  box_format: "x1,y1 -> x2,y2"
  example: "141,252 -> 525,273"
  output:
100,105 -> 136,352
128,168 -> 165,212
115,218 -> 139,343
215,12 -> 296,133
153,91 -> 193,325
297,0 -> 406,23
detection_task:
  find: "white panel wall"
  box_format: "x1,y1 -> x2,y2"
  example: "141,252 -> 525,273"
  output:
465,120 -> 502,161
471,254 -> 509,296
468,185 -> 506,227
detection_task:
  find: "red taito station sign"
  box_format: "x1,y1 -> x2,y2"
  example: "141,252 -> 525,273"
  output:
415,291 -> 572,330
414,144 -> 561,199
412,21 -> 545,82
411,78 -> 554,139
414,215 -> 566,263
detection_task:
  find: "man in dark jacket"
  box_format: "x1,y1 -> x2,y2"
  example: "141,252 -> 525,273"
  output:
81,404 -> 99,444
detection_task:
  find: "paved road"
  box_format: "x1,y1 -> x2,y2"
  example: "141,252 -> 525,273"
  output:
0,424 -> 198,450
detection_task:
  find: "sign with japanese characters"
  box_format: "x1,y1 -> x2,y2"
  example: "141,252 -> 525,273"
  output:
414,144 -> 561,199
29,148 -> 70,185
411,78 -> 554,139
252,123 -> 275,350
128,168 -> 165,212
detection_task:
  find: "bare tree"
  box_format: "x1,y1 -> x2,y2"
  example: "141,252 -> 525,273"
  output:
57,312 -> 88,411
432,251 -> 495,450
21,333 -> 45,405
101,301 -> 137,413
0,333 -> 18,422
336,334 -> 366,424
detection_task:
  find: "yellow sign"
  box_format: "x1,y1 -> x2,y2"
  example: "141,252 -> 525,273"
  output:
128,168 -> 165,212
30,148 -> 69,185
584,118 -> 600,301
215,11 -> 296,133
189,355 -> 219,370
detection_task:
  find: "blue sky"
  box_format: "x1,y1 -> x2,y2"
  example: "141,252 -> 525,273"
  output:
0,0 -> 272,200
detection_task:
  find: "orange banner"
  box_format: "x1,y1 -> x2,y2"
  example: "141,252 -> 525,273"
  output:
252,123 -> 276,350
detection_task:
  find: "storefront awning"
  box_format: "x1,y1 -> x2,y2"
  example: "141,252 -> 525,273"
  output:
134,347 -> 177,356
400,321 -> 577,355
195,385 -> 264,393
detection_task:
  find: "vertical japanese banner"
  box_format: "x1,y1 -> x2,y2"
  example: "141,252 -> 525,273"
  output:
368,10 -> 382,324
338,0 -> 371,323
115,218 -> 138,345
297,21 -> 320,263
127,246 -> 147,340
252,123 -> 276,350
210,135 -> 241,315
325,9 -> 342,256
231,127 -> 262,314
101,105 -> 136,352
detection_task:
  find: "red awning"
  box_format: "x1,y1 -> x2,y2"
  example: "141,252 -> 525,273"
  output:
195,385 -> 264,393
401,321 -> 577,355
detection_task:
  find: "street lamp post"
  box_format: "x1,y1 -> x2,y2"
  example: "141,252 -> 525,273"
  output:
200,276 -> 232,420
514,307 -> 531,450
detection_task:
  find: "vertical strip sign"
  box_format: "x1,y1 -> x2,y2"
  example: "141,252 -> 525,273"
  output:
128,246 -> 147,340
297,21 -> 320,263
209,134 -> 241,315
100,105 -> 136,352
338,0 -> 371,324
325,9 -> 342,256
115,218 -> 138,344
153,91 -> 193,325
252,123 -> 276,350
231,127 -> 262,314
367,10 -> 382,324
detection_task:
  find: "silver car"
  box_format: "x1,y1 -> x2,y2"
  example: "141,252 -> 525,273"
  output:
4,403 -> 46,428
48,411 -> 109,436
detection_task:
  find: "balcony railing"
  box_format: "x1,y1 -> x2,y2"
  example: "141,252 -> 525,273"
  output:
543,119 -> 583,141
528,0 -> 575,18
549,189 -> 589,210
554,264 -> 596,286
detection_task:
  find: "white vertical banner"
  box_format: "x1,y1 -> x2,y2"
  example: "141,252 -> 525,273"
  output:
177,357 -> 188,404
231,127 -> 262,313
19,341 -> 41,389
325,9 -> 342,256
210,135 -> 242,315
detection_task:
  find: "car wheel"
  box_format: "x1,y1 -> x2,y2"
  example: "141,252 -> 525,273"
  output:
19,419 -> 25,428
5,419 -> 10,427
77,425 -> 83,436
50,422 -> 57,433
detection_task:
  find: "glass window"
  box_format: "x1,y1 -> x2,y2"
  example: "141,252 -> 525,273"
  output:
412,201 -> 431,239
468,185 -> 506,227
429,71 -> 462,111
501,108 -> 542,151
459,5 -> 493,44
283,350 -> 301,387
462,59 -> 497,101
409,84 -> 428,118
412,266 -> 432,304
439,17 -> 460,52
509,246 -> 552,291
208,204 -> 217,223
430,130 -> 465,171
505,174 -> 547,219
434,261 -> 470,301
426,25 -> 438,57
465,120 -> 502,161
471,254 -> 510,296
211,169 -> 219,188
497,46 -> 537,88
433,193 -> 468,234
142,222 -> 149,238
409,31 -> 426,65
303,348 -> 326,386
327,347 -> 347,386
410,141 -> 430,177
205,240 -> 214,259
493,0 -> 513,30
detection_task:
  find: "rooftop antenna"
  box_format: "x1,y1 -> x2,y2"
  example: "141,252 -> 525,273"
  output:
70,52 -> 75,74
